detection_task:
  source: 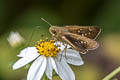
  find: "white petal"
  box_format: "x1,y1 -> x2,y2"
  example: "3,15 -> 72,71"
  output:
45,57 -> 53,80
62,49 -> 84,66
50,57 -> 58,74
12,52 -> 39,70
17,47 -> 38,57
27,56 -> 47,80
54,42 -> 71,51
45,57 -> 58,80
66,45 -> 71,48
54,58 -> 75,80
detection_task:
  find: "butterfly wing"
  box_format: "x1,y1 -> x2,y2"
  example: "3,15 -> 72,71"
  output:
64,26 -> 101,39
59,32 -> 99,54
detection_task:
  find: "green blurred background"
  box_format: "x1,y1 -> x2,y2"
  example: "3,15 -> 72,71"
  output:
0,0 -> 120,80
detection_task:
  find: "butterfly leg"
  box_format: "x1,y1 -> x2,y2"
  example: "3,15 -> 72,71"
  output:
64,45 -> 68,59
60,42 -> 65,61
60,43 -> 68,61
60,48 -> 64,61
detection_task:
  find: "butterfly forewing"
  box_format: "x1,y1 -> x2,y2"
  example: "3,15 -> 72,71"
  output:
59,32 -> 99,54
64,26 -> 101,39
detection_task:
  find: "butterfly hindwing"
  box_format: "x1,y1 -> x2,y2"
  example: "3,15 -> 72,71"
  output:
59,32 -> 99,54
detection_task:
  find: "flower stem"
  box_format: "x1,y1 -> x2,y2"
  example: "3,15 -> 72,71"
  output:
103,67 -> 120,80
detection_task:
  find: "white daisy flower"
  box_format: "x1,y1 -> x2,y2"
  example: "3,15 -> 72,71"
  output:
7,31 -> 25,47
12,39 -> 84,80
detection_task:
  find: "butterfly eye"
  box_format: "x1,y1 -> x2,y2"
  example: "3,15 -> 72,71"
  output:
52,29 -> 57,34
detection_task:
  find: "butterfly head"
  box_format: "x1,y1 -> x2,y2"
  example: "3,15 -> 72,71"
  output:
49,26 -> 59,37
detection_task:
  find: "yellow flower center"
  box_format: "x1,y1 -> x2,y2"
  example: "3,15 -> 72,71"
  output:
35,39 -> 60,57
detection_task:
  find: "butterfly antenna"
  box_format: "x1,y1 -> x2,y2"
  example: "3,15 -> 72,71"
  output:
41,18 -> 52,26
